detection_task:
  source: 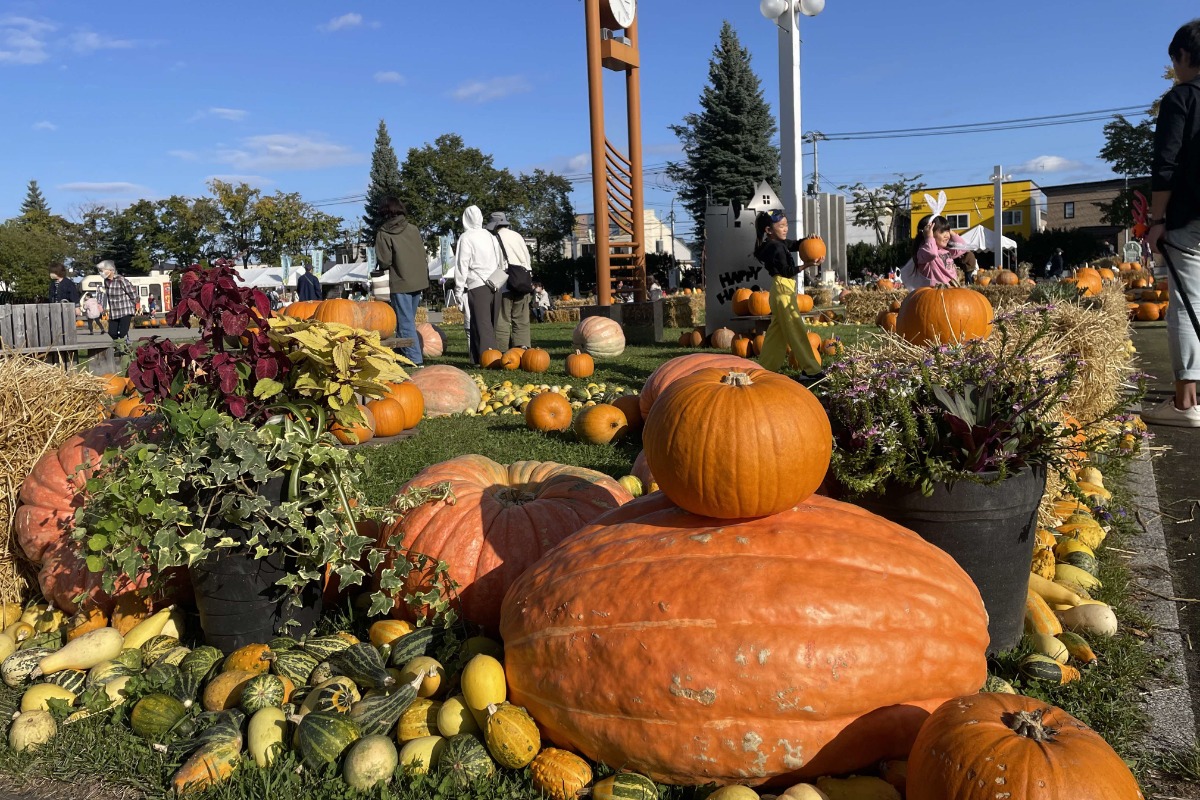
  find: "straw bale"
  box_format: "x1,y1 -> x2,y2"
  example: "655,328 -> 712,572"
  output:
546,308 -> 581,323
415,306 -> 428,324
0,354 -> 108,604
974,285 -> 1035,309
442,307 -> 464,326
841,289 -> 909,324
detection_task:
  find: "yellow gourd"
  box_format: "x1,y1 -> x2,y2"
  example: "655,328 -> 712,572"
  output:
9,710 -> 56,751
398,656 -> 445,698
1024,589 -> 1063,636
1054,563 -> 1101,592
1056,603 -> 1119,638
815,776 -> 901,800
247,707 -> 288,768
202,670 -> 255,711
20,683 -> 76,712
437,694 -> 481,737
780,784 -> 832,800
461,654 -> 506,727
397,735 -> 445,773
1028,632 -> 1069,663
121,607 -> 174,650
707,788 -> 759,800
0,633 -> 16,663
32,626 -> 124,677
484,702 -> 541,769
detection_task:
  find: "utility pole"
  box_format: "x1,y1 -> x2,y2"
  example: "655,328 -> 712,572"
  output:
805,131 -> 827,197
991,165 -> 1010,270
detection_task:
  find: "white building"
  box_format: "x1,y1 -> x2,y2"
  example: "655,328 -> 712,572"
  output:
563,210 -> 694,268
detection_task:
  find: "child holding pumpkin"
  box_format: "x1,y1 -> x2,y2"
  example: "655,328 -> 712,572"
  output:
752,210 -> 823,377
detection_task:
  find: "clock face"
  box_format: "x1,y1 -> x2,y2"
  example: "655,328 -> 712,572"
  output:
609,0 -> 636,29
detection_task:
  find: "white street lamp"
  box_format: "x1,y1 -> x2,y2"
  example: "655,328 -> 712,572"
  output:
758,0 -> 823,290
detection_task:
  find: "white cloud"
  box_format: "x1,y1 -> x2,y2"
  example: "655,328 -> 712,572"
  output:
213,133 -> 364,171
0,15 -> 55,64
374,70 -> 405,84
32,120 -> 56,131
1013,155 -> 1084,174
566,153 -> 591,172
168,149 -> 198,161
319,13 -> 363,32
59,181 -> 151,194
452,75 -> 531,104
210,107 -> 248,121
70,29 -> 136,54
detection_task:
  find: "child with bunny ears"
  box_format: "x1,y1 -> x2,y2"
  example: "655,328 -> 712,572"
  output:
899,191 -> 972,288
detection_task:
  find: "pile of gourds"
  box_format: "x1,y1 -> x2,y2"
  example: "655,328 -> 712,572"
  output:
1021,463 -> 1121,686
0,609 -> 657,799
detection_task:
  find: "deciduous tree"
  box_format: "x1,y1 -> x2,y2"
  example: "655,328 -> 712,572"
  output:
841,174 -> 926,246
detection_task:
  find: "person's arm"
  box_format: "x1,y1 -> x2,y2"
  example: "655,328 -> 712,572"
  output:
375,234 -> 393,271
1149,87 -> 1187,252
785,238 -> 802,253
512,233 -> 532,269
913,235 -> 941,268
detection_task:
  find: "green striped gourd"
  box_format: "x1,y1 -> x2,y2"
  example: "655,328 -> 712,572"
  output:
296,712 -> 361,769
44,669 -> 87,695
484,702 -> 541,769
301,635 -> 353,661
440,733 -> 496,790
328,643 -> 395,691
299,676 -> 360,716
1061,550 -> 1100,577
19,631 -> 63,652
178,646 -> 224,682
130,693 -> 188,740
169,711 -> 243,796
1019,653 -> 1082,685
386,628 -> 438,668
3,649 -> 53,687
268,637 -> 299,652
140,635 -> 179,666
240,674 -> 287,713
84,659 -> 133,687
348,674 -> 423,736
592,773 -> 658,800
270,649 -> 319,685
158,646 -> 191,667
143,662 -> 183,695
113,648 -> 144,671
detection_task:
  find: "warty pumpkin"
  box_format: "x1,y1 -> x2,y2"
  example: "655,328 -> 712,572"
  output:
525,391 -> 574,432
409,365 -> 482,417
894,286 -> 994,346
643,368 -> 831,518
499,492 -> 990,786
572,316 -> 626,358
377,454 -> 632,632
906,693 -> 1144,800
638,353 -> 756,419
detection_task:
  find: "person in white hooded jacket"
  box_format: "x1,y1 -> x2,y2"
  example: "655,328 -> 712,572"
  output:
453,205 -> 505,364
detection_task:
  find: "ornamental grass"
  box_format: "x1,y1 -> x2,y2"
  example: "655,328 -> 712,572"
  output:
0,354 -> 106,604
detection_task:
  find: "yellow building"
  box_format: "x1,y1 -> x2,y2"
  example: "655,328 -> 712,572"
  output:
910,180 -> 1046,239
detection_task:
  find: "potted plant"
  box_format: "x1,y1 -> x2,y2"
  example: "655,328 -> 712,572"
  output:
72,262 -> 436,652
815,307 -> 1130,653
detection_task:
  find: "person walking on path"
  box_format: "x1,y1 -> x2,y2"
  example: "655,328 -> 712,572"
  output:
82,293 -> 102,334
375,197 -> 429,366
488,211 -> 533,350
753,210 -> 823,378
48,264 -> 80,306
296,264 -> 323,302
454,205 -> 504,364
1145,18 -> 1200,427
98,260 -> 137,344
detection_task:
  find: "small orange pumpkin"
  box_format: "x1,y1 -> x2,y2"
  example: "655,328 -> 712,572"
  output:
366,397 -> 407,437
573,404 -> 629,445
795,294 -> 815,313
525,392 -> 573,433
384,381 -> 425,430
747,291 -> 772,316
732,288 -> 753,316
479,348 -> 503,369
995,270 -> 1019,286
611,395 -> 643,433
330,404 -> 376,445
1135,302 -> 1161,322
895,287 -> 994,346
312,298 -> 362,328
521,348 -> 551,373
678,330 -> 703,348
877,310 -> 898,332
798,235 -> 827,265
709,327 -> 735,350
566,351 -> 594,378
501,348 -> 523,370
731,335 -> 751,358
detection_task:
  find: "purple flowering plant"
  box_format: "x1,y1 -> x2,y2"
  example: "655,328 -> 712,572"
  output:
815,307 -> 1147,496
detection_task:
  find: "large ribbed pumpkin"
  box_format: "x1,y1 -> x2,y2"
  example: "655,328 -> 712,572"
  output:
377,455 -> 633,632
906,693 -> 1144,800
638,353 -> 756,419
894,287 -> 993,346
313,298 -> 362,328
409,366 -> 482,417
362,300 -> 397,336
415,323 -> 446,358
500,492 -> 990,786
644,368 -> 831,519
572,317 -> 625,358
15,420 -> 157,613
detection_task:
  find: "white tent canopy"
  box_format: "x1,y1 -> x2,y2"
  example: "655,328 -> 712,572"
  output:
319,261 -> 371,285
959,225 -> 1018,252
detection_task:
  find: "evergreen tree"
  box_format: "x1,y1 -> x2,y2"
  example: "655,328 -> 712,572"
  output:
667,21 -> 779,238
363,120 -> 404,241
19,179 -> 51,222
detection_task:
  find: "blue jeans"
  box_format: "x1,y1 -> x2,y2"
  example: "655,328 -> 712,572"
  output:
1164,219 -> 1200,381
390,291 -> 423,366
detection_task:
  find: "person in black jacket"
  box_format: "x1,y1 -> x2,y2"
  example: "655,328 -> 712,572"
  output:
48,264 -> 80,305
296,264 -> 323,302
752,210 -> 822,378
1145,18 -> 1200,427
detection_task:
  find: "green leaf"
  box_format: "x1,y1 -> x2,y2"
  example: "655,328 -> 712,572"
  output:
87,534 -> 109,551
253,378 -> 285,399
85,555 -> 104,573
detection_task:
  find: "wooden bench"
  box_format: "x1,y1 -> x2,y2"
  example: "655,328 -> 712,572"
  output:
0,303 -> 116,374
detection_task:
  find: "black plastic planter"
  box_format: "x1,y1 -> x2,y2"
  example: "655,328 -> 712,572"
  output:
188,477 -> 323,653
846,467 -> 1046,655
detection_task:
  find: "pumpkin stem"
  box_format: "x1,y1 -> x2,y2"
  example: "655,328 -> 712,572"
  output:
720,371 -> 753,387
495,487 -> 537,506
1004,709 -> 1057,742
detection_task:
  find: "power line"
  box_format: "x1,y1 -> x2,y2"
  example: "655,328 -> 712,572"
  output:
822,105 -> 1150,141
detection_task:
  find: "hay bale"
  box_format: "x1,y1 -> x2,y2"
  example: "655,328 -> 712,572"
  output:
0,355 -> 107,604
415,306 -> 428,324
810,287 -> 835,308
841,289 -> 909,324
662,295 -> 702,328
975,285 -> 1034,310
546,308 -> 581,323
442,307 -> 464,326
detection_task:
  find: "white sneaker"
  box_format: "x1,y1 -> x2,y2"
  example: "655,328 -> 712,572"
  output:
1142,398 -> 1200,428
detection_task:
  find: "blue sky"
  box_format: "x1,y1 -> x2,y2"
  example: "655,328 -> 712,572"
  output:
2,1 -> 1193,242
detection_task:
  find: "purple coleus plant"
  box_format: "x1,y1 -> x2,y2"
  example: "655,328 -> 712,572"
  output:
128,260 -> 291,419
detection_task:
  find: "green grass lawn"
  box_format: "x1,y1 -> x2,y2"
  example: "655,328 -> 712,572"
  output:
359,320 -> 869,505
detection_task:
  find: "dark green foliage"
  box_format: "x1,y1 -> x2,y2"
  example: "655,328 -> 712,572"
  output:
19,179 -> 51,221
667,21 -> 780,237
363,119 -> 405,241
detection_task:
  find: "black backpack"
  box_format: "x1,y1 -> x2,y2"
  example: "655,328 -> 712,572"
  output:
494,232 -> 533,296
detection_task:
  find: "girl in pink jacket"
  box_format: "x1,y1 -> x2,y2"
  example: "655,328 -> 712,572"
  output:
900,214 -> 970,288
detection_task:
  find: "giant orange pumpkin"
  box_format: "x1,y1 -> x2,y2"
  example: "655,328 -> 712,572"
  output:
644,368 -> 831,518
384,380 -> 424,429
572,316 -> 626,358
409,365 -> 482,417
895,287 -> 994,346
747,291 -> 772,316
638,353 -> 757,418
378,455 -> 632,632
415,322 -> 446,358
15,420 -> 159,613
499,492 -> 990,786
731,288 -> 753,316
906,693 -> 1144,800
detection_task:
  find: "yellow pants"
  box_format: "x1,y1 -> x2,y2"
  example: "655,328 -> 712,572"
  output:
758,276 -> 822,375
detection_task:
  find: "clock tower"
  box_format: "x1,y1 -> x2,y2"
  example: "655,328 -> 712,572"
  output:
585,0 -> 646,304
